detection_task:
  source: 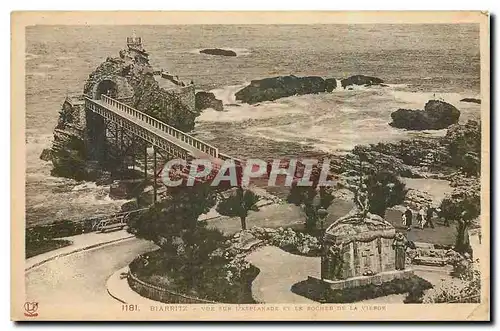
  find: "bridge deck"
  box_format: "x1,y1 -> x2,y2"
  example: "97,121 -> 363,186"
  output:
92,98 -> 222,163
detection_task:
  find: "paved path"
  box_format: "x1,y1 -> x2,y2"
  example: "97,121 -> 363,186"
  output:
26,230 -> 134,271
245,246 -> 320,303
25,237 -> 157,305
106,267 -> 160,304
245,246 -> 465,304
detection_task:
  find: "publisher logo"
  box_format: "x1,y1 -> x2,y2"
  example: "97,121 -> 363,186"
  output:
24,302 -> 39,317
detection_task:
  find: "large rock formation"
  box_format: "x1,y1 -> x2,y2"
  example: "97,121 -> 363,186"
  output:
334,120 -> 481,181
460,98 -> 481,104
234,75 -> 337,104
340,75 -> 384,88
200,48 -> 237,57
195,91 -> 223,111
390,100 -> 460,130
45,38 -> 200,181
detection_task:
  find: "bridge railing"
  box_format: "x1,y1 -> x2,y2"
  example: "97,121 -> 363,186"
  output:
100,95 -> 218,158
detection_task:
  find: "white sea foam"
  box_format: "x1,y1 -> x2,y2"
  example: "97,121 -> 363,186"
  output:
25,53 -> 40,61
56,55 -> 75,60
196,82 -> 477,154
38,63 -> 56,69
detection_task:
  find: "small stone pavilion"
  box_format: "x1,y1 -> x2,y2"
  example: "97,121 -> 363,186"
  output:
316,188 -> 413,290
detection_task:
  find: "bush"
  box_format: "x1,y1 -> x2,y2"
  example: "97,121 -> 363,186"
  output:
423,256 -> 480,303
249,227 -> 322,256
291,275 -> 433,303
129,226 -> 260,304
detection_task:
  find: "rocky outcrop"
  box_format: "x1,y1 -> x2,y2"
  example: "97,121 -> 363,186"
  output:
460,98 -> 481,104
200,48 -> 237,57
362,139 -> 450,168
39,148 -> 53,162
235,75 -> 336,104
331,146 -> 423,178
404,189 -> 434,210
390,100 -> 460,130
340,75 -> 384,88
45,38 -> 200,181
195,91 -> 223,111
333,120 -> 480,182
325,78 -> 337,92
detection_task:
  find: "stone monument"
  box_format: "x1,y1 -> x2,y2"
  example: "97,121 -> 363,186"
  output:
316,183 -> 413,290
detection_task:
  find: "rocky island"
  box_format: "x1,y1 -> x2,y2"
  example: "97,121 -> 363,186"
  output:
390,100 -> 461,130
460,98 -> 481,104
200,48 -> 237,57
234,74 -> 385,104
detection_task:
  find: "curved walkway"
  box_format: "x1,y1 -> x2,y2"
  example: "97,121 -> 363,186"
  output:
25,235 -> 157,305
106,267 -> 159,304
245,246 -> 320,303
245,246 -> 463,304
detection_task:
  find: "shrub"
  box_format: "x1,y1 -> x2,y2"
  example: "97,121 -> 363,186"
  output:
250,227 -> 321,256
423,257 -> 480,303
292,275 -> 433,303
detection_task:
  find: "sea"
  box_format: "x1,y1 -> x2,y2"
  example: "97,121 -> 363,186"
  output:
25,24 -> 481,226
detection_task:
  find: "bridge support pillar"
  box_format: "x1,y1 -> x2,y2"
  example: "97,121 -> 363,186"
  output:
144,145 -> 148,180
153,146 -> 157,204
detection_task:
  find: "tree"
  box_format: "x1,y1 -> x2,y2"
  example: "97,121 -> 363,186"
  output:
287,165 -> 335,233
440,183 -> 480,253
216,187 -> 260,230
365,171 -> 407,217
130,181 -> 217,248
445,120 -> 481,176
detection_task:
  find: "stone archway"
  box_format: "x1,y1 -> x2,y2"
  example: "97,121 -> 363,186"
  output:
95,79 -> 118,100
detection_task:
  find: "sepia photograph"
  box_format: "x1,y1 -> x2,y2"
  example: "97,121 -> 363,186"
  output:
11,11 -> 490,321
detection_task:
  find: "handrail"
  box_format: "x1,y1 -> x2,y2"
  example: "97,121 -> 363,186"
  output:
99,95 -> 218,158
85,98 -> 193,158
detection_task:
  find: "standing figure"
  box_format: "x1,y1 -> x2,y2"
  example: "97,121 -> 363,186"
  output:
392,232 -> 408,270
417,207 -> 426,229
425,205 -> 436,228
404,206 -> 413,231
326,243 -> 344,280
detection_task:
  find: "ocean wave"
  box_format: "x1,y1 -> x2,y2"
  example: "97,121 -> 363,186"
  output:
38,63 -> 56,69
56,55 -> 75,60
26,72 -> 49,78
25,53 -> 40,61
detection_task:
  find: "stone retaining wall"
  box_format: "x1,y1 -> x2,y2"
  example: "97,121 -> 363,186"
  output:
127,271 -> 217,304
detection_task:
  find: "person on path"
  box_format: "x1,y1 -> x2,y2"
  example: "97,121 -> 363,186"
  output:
417,207 -> 426,229
425,205 -> 436,228
404,206 -> 413,232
